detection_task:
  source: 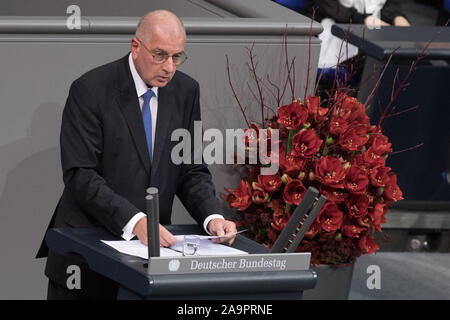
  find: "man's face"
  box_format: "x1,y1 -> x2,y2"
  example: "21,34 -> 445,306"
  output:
131,29 -> 185,87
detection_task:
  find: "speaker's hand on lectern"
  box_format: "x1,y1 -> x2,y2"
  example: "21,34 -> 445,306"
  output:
207,218 -> 237,246
132,217 -> 177,247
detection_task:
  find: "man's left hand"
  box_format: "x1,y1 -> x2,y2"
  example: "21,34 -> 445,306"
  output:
207,218 -> 237,246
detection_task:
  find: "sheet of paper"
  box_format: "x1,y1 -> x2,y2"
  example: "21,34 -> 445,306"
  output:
101,235 -> 247,259
101,240 -> 182,259
179,229 -> 248,240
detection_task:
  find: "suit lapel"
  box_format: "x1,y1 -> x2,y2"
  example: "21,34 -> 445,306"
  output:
116,55 -> 151,176
151,81 -> 175,181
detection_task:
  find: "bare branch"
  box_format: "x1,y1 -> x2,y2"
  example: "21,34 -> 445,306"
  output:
226,55 -> 250,127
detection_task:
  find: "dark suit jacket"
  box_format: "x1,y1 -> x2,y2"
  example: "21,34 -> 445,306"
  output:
37,54 -> 222,297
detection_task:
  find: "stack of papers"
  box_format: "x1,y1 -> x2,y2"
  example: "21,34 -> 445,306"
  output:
101,235 -> 248,259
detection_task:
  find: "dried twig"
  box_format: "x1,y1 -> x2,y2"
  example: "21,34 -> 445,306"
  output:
247,44 -> 266,128
226,55 -> 250,127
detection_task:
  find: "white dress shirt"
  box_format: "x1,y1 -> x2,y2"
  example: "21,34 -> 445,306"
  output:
121,53 -> 224,240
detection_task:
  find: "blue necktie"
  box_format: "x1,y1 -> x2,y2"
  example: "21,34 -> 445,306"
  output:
142,89 -> 154,162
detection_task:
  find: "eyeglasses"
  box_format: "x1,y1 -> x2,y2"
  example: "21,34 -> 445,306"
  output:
136,38 -> 187,66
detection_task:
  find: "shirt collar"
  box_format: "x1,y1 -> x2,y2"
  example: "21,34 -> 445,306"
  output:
128,53 -> 158,98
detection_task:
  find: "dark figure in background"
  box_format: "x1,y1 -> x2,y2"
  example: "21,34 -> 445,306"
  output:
310,0 -> 410,100
274,0 -> 410,99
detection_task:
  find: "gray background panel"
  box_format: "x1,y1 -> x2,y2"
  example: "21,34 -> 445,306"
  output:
0,0 -> 224,17
0,6 -> 320,298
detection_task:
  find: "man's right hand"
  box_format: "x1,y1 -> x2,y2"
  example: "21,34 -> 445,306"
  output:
132,217 -> 177,247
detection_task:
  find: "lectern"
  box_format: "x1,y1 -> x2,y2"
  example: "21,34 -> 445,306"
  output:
45,225 -> 317,300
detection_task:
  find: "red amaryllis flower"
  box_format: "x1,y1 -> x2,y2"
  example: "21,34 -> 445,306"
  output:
279,153 -> 306,177
305,95 -> 328,121
384,173 -> 404,202
369,134 -> 392,156
332,92 -> 355,120
370,166 -> 391,187
243,123 -> 260,149
257,173 -> 282,192
347,101 -> 370,125
318,202 -> 343,232
220,187 -> 236,204
363,147 -> 386,168
359,234 -> 379,254
277,99 -> 308,130
260,138 -> 284,166
314,156 -> 346,188
339,126 -> 369,151
345,193 -> 370,218
342,217 -> 366,238
283,179 -> 306,205
351,153 -> 372,172
333,92 -> 370,123
229,180 -> 252,211
344,166 -> 369,193
357,215 -> 372,229
252,189 -> 270,204
320,186 -> 347,204
291,129 -> 323,158
271,211 -> 291,232
305,220 -> 320,239
369,203 -> 387,232
329,116 -> 348,136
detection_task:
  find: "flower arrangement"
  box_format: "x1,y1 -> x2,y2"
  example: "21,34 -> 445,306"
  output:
220,24 -> 437,265
222,90 -> 403,265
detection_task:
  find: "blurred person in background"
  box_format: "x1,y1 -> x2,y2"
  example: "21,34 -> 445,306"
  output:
274,0 -> 410,98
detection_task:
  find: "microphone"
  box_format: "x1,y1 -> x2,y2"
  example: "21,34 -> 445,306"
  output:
146,187 -> 160,258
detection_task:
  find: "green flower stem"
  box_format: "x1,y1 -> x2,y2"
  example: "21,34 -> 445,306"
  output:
322,134 -> 330,156
287,130 -> 295,153
283,130 -> 296,215
285,203 -> 292,214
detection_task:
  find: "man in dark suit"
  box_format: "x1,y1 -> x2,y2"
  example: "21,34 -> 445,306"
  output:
36,10 -> 237,300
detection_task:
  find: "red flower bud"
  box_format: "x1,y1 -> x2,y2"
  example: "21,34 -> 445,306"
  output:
252,190 -> 270,204
252,181 -> 265,192
281,174 -> 292,184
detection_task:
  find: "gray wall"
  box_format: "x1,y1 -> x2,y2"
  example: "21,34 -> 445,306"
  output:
0,1 -> 321,299
0,0 -> 233,17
